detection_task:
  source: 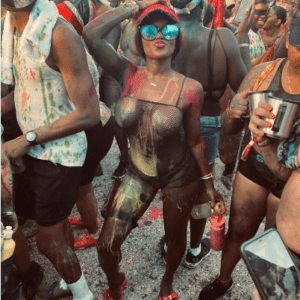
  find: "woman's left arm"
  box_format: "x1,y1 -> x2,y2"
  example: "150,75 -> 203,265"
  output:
249,100 -> 292,181
182,79 -> 224,210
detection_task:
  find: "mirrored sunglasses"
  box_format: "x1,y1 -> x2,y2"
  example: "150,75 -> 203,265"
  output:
140,24 -> 179,41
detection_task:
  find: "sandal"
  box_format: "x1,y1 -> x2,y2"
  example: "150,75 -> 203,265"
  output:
103,277 -> 127,300
158,292 -> 178,300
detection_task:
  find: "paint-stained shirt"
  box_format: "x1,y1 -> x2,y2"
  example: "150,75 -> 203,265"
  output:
13,36 -> 87,167
248,29 -> 265,62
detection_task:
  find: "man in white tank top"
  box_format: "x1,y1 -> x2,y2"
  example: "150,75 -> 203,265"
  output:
1,0 -> 101,298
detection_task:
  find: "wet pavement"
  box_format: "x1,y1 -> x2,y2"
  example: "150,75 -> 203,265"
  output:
24,140 -> 265,300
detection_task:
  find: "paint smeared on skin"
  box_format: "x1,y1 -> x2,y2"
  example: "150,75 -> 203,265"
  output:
140,207 -> 163,222
184,87 -> 201,124
88,85 -> 96,99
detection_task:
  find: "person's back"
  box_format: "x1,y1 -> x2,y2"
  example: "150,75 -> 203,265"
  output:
170,0 -> 248,116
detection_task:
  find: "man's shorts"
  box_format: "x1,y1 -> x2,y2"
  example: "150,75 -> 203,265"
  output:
200,116 -> 221,165
16,155 -> 82,227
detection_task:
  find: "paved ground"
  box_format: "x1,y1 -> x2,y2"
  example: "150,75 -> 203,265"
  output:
24,140 -> 266,300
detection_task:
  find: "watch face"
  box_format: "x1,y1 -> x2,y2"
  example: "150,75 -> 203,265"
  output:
26,131 -> 36,142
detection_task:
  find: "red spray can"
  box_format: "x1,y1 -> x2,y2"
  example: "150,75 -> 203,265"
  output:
210,214 -> 226,251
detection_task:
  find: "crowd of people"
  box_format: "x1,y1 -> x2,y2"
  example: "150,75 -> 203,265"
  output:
1,0 -> 299,298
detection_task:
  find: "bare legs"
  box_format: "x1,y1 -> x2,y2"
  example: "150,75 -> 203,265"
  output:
75,183 -> 99,234
218,172 -> 279,283
36,218 -> 81,284
189,163 -> 214,249
97,174 -> 157,298
97,174 -> 205,298
161,178 -> 205,296
12,225 -> 31,274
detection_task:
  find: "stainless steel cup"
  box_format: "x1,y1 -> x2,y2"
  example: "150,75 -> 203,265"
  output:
249,91 -> 272,113
249,91 -> 300,139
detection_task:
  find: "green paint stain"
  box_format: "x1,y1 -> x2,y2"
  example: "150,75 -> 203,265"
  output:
64,140 -> 70,148
38,25 -> 47,42
48,149 -> 53,161
39,68 -> 50,125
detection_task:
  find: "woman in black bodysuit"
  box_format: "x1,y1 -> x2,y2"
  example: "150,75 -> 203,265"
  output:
83,2 -> 223,299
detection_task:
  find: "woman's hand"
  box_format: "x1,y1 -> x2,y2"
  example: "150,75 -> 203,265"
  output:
227,90 -> 250,120
249,100 -> 273,141
2,135 -> 32,166
206,188 -> 225,211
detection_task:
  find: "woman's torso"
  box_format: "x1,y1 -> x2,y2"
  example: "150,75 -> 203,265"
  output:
115,68 -> 189,177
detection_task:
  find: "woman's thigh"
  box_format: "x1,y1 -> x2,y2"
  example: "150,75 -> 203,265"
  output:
103,172 -> 158,238
161,178 -> 206,238
265,192 -> 280,230
228,171 -> 270,238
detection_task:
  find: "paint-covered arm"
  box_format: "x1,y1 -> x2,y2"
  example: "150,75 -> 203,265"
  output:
221,62 -> 270,135
183,79 -> 224,210
1,90 -> 15,117
2,20 -> 100,163
82,5 -> 135,86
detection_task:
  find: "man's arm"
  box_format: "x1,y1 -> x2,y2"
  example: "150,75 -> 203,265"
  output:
217,28 -> 249,92
3,20 -> 100,161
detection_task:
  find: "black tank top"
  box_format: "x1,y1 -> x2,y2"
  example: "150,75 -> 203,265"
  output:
269,58 -> 300,102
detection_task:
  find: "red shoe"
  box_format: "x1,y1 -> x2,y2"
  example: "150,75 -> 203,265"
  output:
74,229 -> 99,250
68,216 -> 100,229
103,278 -> 127,300
158,292 -> 178,300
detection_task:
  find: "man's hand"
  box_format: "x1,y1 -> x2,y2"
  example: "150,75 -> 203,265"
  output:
2,135 -> 31,165
227,90 -> 250,120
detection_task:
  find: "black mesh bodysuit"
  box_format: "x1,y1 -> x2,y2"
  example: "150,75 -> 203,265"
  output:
114,71 -> 201,190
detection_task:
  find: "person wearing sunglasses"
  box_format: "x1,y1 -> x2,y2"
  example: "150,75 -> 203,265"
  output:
247,0 -> 270,61
83,2 -> 224,299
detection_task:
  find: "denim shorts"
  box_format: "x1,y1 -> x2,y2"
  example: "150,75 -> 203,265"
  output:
200,116 -> 221,165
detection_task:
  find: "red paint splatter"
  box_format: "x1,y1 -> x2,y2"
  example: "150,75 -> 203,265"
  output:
140,207 -> 163,222
30,68 -> 36,79
120,63 -> 138,98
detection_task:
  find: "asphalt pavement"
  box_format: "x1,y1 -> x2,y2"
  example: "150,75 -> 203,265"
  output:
24,140 -> 266,300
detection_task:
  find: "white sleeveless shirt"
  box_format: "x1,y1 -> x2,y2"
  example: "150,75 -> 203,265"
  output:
13,35 -> 87,167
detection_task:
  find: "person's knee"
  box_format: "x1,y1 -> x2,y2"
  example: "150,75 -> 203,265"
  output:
227,221 -> 254,243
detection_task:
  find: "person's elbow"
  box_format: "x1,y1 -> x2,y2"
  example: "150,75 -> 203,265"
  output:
78,103 -> 100,129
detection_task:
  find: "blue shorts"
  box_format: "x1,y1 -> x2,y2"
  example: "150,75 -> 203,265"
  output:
200,116 -> 221,165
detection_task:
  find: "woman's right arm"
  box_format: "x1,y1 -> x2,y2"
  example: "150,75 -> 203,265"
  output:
83,5 -> 134,87
221,62 -> 270,135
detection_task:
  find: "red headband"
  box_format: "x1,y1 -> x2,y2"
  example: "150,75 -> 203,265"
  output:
137,4 -> 180,25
